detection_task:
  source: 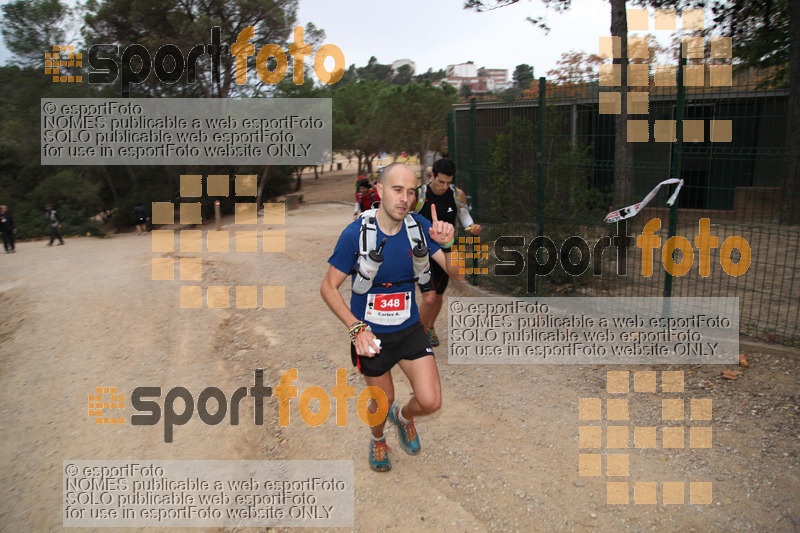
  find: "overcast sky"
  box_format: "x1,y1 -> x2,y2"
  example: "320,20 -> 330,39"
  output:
0,0 -> 674,78
297,0 -> 616,77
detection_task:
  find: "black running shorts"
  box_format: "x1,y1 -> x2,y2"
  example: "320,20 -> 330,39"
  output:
351,321 -> 433,377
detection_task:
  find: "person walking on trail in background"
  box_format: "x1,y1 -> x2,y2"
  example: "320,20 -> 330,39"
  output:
44,204 -> 64,246
0,205 -> 17,253
321,163 -> 464,472
414,157 -> 481,347
133,202 -> 149,235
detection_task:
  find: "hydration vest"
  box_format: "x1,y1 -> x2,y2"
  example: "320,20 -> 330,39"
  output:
353,208 -> 431,288
414,183 -> 468,214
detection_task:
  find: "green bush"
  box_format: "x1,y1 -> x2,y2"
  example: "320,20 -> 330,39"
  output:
13,170 -> 104,238
485,116 -> 612,294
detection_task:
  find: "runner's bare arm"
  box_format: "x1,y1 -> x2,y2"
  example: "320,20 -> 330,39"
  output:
320,265 -> 360,326
456,188 -> 481,235
431,249 -> 465,281
428,204 -> 465,281
320,265 -> 381,356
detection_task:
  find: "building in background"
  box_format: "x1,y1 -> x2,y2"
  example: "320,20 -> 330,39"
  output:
436,62 -> 511,93
391,59 -> 416,75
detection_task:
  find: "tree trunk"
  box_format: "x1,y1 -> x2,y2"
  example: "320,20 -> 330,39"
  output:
357,152 -> 363,175
611,0 -> 634,208
779,0 -> 800,223
314,166 -> 319,180
295,168 -> 303,192
100,166 -> 119,205
256,166 -> 271,209
124,165 -> 139,190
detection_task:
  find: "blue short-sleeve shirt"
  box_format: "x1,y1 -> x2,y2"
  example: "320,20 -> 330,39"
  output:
328,213 -> 441,333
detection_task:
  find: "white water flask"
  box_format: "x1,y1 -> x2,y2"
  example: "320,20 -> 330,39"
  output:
412,240 -> 430,285
353,238 -> 386,295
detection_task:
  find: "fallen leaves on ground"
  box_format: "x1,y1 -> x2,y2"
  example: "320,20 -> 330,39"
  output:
722,369 -> 743,380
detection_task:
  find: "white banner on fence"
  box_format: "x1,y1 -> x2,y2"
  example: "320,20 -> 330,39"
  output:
604,178 -> 684,223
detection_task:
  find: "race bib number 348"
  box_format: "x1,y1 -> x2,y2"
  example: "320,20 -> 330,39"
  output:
365,292 -> 411,325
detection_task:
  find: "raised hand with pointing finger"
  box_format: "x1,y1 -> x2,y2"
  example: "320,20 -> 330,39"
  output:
427,204 -> 454,247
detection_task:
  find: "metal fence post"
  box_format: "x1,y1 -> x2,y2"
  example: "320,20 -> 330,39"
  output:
536,77 -> 546,296
469,98 -> 478,285
664,57 -> 685,300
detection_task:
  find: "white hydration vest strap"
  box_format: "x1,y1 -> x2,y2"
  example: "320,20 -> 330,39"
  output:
356,209 -> 430,285
414,184 -> 427,212
358,209 -> 379,258
358,209 -> 425,258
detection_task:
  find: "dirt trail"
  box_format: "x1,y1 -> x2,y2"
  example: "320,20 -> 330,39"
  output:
0,168 -> 798,532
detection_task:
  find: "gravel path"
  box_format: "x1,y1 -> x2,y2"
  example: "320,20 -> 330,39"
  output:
0,168 -> 798,532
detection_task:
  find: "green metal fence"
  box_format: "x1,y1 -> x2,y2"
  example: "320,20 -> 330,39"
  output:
448,71 -> 800,346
